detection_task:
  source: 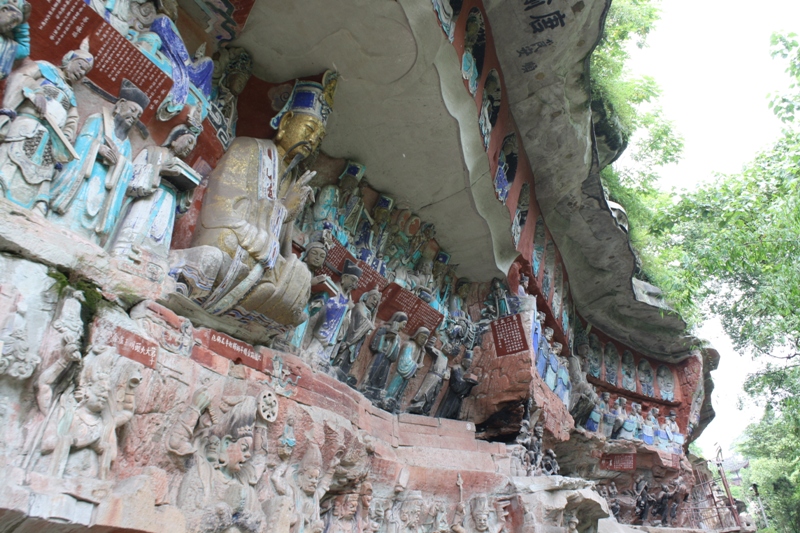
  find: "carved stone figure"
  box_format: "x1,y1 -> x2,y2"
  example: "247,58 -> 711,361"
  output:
0,0 -> 30,80
407,337 -> 448,416
610,397 -> 629,439
642,406 -> 659,445
304,260 -> 362,365
541,449 -> 559,476
333,288 -> 381,385
288,443 -> 334,533
324,493 -> 361,533
362,312 -> 407,404
50,80 -> 150,245
110,122 -> 200,259
169,72 -> 338,328
434,354 -> 477,420
452,496 -> 503,533
657,365 -> 675,401
631,402 -> 644,440
587,334 -> 602,378
568,334 -> 598,425
0,39 -> 92,214
604,343 -> 619,386
621,350 -> 636,392
638,359 -> 654,397
653,483 -> 677,526
35,346 -> 139,479
0,296 -> 36,379
535,326 -> 553,378
168,390 -> 264,529
210,46 -> 253,147
481,278 -> 509,320
383,327 -> 431,413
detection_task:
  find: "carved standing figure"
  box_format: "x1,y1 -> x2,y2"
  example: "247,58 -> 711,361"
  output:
36,346 -> 139,480
333,287 -> 381,385
406,336 -> 448,416
434,355 -> 477,420
169,72 -> 338,328
110,122 -> 200,259
305,260 -> 362,364
383,327 -> 431,413
0,39 -> 92,214
50,79 -> 150,245
362,312 -> 407,404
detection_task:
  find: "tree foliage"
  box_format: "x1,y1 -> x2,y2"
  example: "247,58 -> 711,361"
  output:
590,0 -> 687,310
737,407 -> 800,533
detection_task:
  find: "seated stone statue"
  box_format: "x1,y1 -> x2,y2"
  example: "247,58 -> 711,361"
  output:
169,72 -> 338,328
0,39 -> 92,214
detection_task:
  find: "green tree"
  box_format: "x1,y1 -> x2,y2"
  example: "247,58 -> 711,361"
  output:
737,409 -> 800,533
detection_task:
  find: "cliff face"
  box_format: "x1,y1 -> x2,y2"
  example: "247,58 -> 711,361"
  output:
0,0 -> 716,531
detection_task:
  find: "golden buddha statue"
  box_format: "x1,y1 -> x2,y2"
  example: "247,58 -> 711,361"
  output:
169,71 -> 337,328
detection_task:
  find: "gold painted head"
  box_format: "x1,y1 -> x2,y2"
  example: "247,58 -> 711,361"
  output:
275,110 -> 325,161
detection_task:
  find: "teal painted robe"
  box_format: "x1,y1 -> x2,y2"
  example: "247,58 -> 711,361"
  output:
49,113 -> 134,246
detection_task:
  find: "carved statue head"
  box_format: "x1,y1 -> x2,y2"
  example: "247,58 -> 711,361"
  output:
536,311 -> 546,324
217,46 -> 253,97
213,396 -> 256,478
399,494 -> 423,527
362,288 -> 381,310
412,327 -> 431,347
552,342 -> 562,355
360,481 -> 373,509
389,311 -> 409,332
61,37 -> 94,84
163,124 -> 197,159
544,327 -> 554,342
272,71 -> 338,161
334,493 -> 360,519
304,242 -> 327,272
462,356 -> 472,370
76,346 -> 115,414
114,80 -> 150,133
341,260 -> 363,293
0,0 -> 27,34
297,443 -> 323,495
471,497 -> 491,532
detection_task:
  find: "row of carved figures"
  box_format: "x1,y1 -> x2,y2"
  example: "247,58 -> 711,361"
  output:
1,289 -> 516,533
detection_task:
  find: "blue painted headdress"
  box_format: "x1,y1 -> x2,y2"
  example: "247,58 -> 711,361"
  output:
338,160 -> 366,184
270,69 -> 338,130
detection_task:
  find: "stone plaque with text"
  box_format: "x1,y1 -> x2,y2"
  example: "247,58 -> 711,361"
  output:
491,314 -> 529,356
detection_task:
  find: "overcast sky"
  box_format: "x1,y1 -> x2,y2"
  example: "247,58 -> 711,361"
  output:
619,0 -> 800,457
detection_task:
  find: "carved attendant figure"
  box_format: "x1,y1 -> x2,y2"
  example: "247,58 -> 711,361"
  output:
362,312 -> 407,403
305,259 -> 362,364
434,355 -> 477,420
333,287 -> 381,385
0,39 -> 92,214
383,327 -> 430,413
50,79 -> 150,245
37,346 -> 139,479
407,336 -> 448,416
110,122 -> 199,259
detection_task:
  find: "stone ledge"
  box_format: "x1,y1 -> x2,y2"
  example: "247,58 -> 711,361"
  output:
0,199 -> 170,305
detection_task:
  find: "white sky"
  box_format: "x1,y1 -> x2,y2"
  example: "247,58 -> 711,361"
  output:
619,0 -> 800,457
